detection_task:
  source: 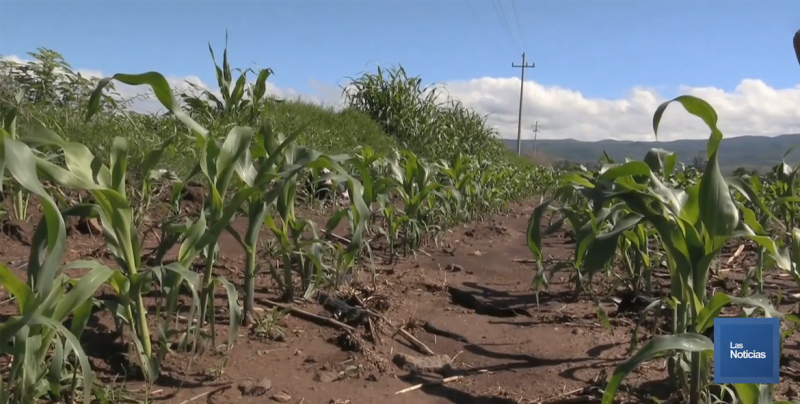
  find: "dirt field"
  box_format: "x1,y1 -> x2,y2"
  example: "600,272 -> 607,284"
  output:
3,198 -> 800,404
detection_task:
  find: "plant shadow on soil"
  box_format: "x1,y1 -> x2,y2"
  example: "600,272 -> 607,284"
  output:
4,200 -> 800,404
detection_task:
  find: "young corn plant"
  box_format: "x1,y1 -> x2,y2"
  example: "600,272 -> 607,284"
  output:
617,219 -> 654,294
727,172 -> 785,296
181,32 -> 274,128
392,150 -> 453,254
531,96 -> 792,404
322,152 -> 383,282
87,72 -> 249,355
0,134 -> 109,404
374,195 -> 402,261
1,88 -> 32,221
528,188 -> 603,297
264,171 -> 325,300
437,153 -> 478,223
230,124 -> 309,320
264,145 -> 370,300
15,126 -> 207,383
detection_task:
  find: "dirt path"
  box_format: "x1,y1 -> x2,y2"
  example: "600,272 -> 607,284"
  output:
0,200 -> 660,404
153,201 -> 644,404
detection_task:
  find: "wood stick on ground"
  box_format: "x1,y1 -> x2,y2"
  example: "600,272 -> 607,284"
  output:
539,396 -> 598,404
257,298 -> 357,332
362,307 -> 397,328
368,316 -> 382,345
360,308 -> 433,354
326,232 -> 352,244
178,384 -> 231,404
727,244 -> 745,265
536,387 -> 585,404
396,327 -> 435,356
513,258 -> 538,264
395,375 -> 463,394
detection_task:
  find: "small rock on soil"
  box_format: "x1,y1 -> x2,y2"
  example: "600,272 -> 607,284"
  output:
238,378 -> 272,396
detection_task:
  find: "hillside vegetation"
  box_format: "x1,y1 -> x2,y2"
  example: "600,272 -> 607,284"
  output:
2,49 -> 532,176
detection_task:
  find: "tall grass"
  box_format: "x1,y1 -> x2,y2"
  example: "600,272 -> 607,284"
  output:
344,65 -> 509,162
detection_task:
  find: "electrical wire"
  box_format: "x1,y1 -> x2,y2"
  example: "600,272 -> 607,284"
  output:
491,0 -> 521,52
463,0 -> 512,53
510,0 -> 529,51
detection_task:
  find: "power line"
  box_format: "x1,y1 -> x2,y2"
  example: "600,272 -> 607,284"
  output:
491,0 -> 520,52
495,0 -> 521,51
510,0 -> 529,51
463,0 -> 506,53
511,52 -> 535,156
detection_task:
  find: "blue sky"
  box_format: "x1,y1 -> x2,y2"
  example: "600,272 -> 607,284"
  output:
1,1 -> 799,141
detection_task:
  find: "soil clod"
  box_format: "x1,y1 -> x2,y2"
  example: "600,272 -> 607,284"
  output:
2,218 -> 32,245
238,378 -> 273,397
392,352 -> 453,374
271,391 -> 292,402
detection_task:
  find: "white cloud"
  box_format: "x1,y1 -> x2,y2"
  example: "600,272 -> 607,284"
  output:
3,54 -> 799,141
440,77 -> 800,142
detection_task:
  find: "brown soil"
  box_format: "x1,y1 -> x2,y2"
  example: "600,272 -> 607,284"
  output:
2,198 -> 800,404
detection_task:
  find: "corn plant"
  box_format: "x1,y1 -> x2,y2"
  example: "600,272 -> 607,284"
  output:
529,95 -> 795,404
392,151 -> 451,253
727,172 -> 786,296
264,144 -> 370,300
1,88 -> 32,221
527,187 -> 601,297
181,33 -> 274,127
230,124 -> 312,318
14,127 -> 195,383
0,135 -> 109,404
86,72 -> 256,357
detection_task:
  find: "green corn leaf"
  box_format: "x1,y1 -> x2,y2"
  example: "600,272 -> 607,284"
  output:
643,148 -> 677,177
598,161 -> 651,181
86,71 -> 208,137
653,96 -> 737,250
526,199 -> 554,262
53,263 -> 114,321
602,334 -> 714,404
699,147 -> 739,249
733,383 -> 791,404
3,139 -> 67,296
695,293 -> 781,333
584,212 -> 644,273
0,262 -> 35,314
653,95 -> 721,158
215,275 -> 241,350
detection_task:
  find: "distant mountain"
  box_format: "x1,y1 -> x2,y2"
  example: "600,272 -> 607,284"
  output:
502,134 -> 800,172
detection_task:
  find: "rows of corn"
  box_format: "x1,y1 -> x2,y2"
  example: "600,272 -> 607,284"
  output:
0,41 -> 556,403
527,96 -> 800,404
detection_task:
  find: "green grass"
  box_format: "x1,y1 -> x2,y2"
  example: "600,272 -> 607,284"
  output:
6,97 -> 401,178
263,99 -> 400,156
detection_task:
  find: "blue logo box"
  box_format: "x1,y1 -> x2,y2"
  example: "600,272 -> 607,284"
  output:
713,317 -> 780,384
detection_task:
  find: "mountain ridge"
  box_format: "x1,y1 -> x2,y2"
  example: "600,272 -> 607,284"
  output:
501,133 -> 800,171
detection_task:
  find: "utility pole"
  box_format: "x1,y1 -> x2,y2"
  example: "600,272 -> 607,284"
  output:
512,52 -> 534,155
530,121 -> 539,156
